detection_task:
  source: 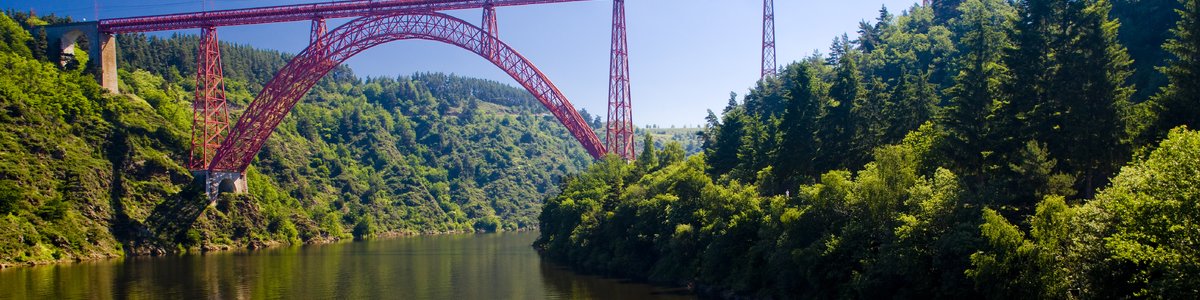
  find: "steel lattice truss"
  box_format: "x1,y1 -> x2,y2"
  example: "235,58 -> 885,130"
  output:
481,2 -> 499,60
188,27 -> 232,169
98,0 -> 586,34
207,12 -> 605,172
606,0 -> 634,160
762,0 -> 776,78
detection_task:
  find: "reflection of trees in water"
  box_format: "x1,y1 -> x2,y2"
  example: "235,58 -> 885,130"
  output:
2,233 -> 693,299
537,258 -> 695,300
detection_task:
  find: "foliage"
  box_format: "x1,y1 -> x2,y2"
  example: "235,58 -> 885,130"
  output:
0,12 -> 605,264
1085,127 -> 1200,297
539,1 -> 1200,298
1152,0 -> 1200,138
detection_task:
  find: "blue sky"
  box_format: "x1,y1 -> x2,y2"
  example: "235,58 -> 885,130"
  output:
10,0 -> 920,127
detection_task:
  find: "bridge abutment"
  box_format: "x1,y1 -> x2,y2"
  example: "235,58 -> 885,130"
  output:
194,170 -> 247,202
42,22 -> 119,93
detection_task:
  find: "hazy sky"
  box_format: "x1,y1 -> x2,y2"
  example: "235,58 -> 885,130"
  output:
10,0 -> 921,127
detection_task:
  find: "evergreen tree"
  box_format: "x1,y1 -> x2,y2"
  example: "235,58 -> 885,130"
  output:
30,26 -> 46,61
857,6 -> 895,53
931,0 -> 967,24
941,0 -> 1015,183
858,21 -> 882,53
1112,0 -> 1184,102
852,78 -> 891,166
885,70 -> 939,143
826,34 -> 852,65
1001,0 -> 1062,150
772,63 -> 822,190
578,109 -> 594,128
734,115 -> 774,181
816,40 -> 862,172
1055,0 -> 1132,198
636,133 -> 658,173
701,108 -> 720,149
1154,0 -> 1200,133
706,104 -> 746,177
994,0 -> 1069,206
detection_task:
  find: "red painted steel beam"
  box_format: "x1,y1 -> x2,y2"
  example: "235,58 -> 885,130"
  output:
605,0 -> 634,160
310,18 -> 327,45
481,1 -> 499,60
207,12 -> 606,172
762,0 -> 776,78
189,26 -> 232,170
98,0 -> 587,34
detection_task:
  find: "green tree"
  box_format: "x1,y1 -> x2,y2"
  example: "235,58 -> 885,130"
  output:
999,0 -> 1132,198
636,133 -> 658,173
857,6 -> 895,53
931,0 -> 967,24
1000,0 -> 1062,153
772,62 -> 822,190
706,102 -> 747,177
816,38 -> 861,172
1112,0 -> 1184,102
1055,0 -> 1133,198
851,78 -> 890,165
941,0 -> 1014,183
1153,0 -> 1200,135
0,14 -> 32,58
659,141 -> 686,166
1083,127 -> 1200,298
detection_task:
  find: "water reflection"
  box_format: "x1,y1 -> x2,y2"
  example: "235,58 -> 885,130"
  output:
0,232 -> 693,300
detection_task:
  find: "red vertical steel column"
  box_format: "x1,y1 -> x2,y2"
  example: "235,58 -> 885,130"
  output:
189,26 -> 231,170
762,0 -> 776,78
310,17 -> 327,45
481,2 -> 499,60
311,17 -> 329,58
606,0 -> 634,160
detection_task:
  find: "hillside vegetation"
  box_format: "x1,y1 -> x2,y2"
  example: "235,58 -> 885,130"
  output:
0,12 -> 594,266
537,0 -> 1200,298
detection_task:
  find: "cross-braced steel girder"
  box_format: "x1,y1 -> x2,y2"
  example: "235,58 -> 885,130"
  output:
206,12 -> 605,172
188,26 -> 231,170
606,0 -> 635,160
762,0 -> 777,78
482,1 -> 499,60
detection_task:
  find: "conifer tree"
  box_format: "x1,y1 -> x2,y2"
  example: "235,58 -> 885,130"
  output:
636,133 -> 658,172
772,63 -> 822,189
942,0 -> 1015,182
1154,0 -> 1200,133
706,103 -> 746,177
1055,0 -> 1132,197
817,39 -> 862,172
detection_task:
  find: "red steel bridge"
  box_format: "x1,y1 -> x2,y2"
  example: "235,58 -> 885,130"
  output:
44,0 -> 780,197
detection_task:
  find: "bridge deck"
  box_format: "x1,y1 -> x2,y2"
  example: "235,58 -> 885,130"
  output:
99,0 -> 586,33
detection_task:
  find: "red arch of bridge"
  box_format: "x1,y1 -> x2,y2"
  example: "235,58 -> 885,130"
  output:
207,12 -> 607,172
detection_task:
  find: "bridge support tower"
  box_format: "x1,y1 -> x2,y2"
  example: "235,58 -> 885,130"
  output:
606,0 -> 634,160
42,22 -> 119,93
194,171 -> 247,203
762,0 -> 776,78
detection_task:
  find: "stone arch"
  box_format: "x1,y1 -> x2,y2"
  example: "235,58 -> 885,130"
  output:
41,22 -> 119,92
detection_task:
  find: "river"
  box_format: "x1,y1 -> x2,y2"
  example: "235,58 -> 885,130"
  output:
0,232 -> 694,299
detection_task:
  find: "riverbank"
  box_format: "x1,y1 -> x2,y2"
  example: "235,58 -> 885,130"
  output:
0,225 -> 537,270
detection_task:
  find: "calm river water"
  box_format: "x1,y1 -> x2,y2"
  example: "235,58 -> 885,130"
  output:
0,232 -> 694,299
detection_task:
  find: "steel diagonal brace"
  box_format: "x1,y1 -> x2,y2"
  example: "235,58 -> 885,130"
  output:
207,12 -> 605,172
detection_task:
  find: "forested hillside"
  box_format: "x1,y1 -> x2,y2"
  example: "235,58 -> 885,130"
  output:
0,11 -> 595,266
537,0 -> 1200,298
